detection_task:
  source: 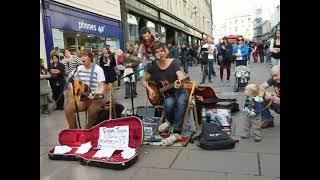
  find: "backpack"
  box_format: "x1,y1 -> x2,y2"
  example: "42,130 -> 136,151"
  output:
94,103 -> 124,125
198,121 -> 238,150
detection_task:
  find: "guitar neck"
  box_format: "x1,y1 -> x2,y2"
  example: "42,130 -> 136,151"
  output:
159,78 -> 188,93
160,83 -> 175,93
128,55 -> 140,61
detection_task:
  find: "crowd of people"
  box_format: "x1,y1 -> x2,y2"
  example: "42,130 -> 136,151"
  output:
40,26 -> 280,145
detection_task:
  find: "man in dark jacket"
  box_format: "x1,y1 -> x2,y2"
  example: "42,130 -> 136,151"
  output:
167,41 -> 179,59
179,43 -> 189,74
217,36 -> 233,81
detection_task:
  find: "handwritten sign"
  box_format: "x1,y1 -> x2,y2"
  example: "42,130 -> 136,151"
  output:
97,126 -> 129,149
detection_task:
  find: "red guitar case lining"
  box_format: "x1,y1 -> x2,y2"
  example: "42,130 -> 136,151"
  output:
48,116 -> 143,169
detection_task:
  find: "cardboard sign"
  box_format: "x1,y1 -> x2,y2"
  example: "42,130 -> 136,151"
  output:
97,126 -> 129,149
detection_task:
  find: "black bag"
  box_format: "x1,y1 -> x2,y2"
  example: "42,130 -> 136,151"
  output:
94,103 -> 124,125
215,102 -> 240,113
198,122 -> 238,150
195,100 -> 239,117
135,106 -> 162,119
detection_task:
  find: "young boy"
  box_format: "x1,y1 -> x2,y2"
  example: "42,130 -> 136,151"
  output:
241,84 -> 265,142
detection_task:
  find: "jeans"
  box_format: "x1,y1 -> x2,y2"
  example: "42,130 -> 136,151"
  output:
164,89 -> 189,133
258,52 -> 264,63
208,58 -> 215,75
219,62 -> 231,80
271,57 -> 280,67
182,62 -> 189,74
201,63 -> 211,82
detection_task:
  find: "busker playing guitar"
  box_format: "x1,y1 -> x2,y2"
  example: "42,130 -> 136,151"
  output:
64,49 -> 106,129
141,41 -> 189,146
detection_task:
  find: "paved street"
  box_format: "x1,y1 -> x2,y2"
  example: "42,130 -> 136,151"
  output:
40,62 -> 280,180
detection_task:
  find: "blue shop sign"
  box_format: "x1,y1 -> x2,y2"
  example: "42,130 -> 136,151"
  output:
47,9 -> 121,38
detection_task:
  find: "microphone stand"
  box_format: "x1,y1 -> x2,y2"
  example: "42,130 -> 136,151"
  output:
52,65 -> 81,128
69,66 -> 81,129
119,55 -> 157,115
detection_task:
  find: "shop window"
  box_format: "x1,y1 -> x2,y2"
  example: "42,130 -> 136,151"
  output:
51,28 -> 119,62
127,14 -> 139,45
147,21 -> 156,34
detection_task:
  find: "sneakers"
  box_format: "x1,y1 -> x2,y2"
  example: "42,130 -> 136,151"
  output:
254,138 -> 262,142
158,121 -> 171,132
161,133 -> 182,146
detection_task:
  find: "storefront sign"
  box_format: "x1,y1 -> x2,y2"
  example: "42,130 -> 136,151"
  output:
78,20 -> 105,34
47,8 -> 121,38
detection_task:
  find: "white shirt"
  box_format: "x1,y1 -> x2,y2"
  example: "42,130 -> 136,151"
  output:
74,64 -> 105,93
202,43 -> 216,59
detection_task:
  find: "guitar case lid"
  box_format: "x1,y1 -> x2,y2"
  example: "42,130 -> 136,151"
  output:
48,116 -> 143,169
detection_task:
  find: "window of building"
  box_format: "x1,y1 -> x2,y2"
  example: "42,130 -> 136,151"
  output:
147,21 -> 156,35
127,14 -> 139,45
51,28 -> 119,62
160,26 -> 166,42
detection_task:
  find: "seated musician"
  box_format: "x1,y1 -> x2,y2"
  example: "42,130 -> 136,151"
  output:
141,41 -> 189,146
64,49 -> 106,129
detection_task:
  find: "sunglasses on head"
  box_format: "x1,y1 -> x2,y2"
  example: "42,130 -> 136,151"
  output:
237,39 -> 244,41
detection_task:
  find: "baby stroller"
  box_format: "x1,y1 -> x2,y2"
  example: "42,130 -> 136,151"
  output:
233,65 -> 250,92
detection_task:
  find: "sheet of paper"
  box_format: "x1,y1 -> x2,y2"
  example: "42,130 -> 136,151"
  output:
53,145 -> 72,154
121,147 -> 136,159
97,126 -> 129,149
93,148 -> 116,158
75,142 -> 92,154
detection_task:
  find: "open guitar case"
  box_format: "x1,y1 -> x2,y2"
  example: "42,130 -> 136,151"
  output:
195,86 -> 239,122
48,116 -> 143,170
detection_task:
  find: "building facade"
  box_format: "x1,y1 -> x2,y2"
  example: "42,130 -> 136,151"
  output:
224,15 -> 254,40
40,0 -> 48,66
253,1 -> 280,42
121,0 -> 212,48
41,0 -> 123,65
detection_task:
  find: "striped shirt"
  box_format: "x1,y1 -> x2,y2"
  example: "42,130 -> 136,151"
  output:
61,56 -> 82,76
74,64 -> 105,93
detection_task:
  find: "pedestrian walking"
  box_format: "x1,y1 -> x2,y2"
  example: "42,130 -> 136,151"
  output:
269,30 -> 280,67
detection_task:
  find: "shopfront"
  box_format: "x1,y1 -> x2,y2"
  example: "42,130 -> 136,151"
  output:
42,0 -> 123,64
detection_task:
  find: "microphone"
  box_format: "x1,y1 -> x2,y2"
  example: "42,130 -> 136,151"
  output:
143,54 -> 157,65
68,63 -> 81,83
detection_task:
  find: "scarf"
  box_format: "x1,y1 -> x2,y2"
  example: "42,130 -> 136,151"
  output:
143,35 -> 155,55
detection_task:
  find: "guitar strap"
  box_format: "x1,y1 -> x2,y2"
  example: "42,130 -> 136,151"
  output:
89,64 -> 96,89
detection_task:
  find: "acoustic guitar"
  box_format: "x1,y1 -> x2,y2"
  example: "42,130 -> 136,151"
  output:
68,80 -> 104,102
147,76 -> 190,106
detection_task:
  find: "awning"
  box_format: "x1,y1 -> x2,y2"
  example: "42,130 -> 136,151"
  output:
228,35 -> 238,39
